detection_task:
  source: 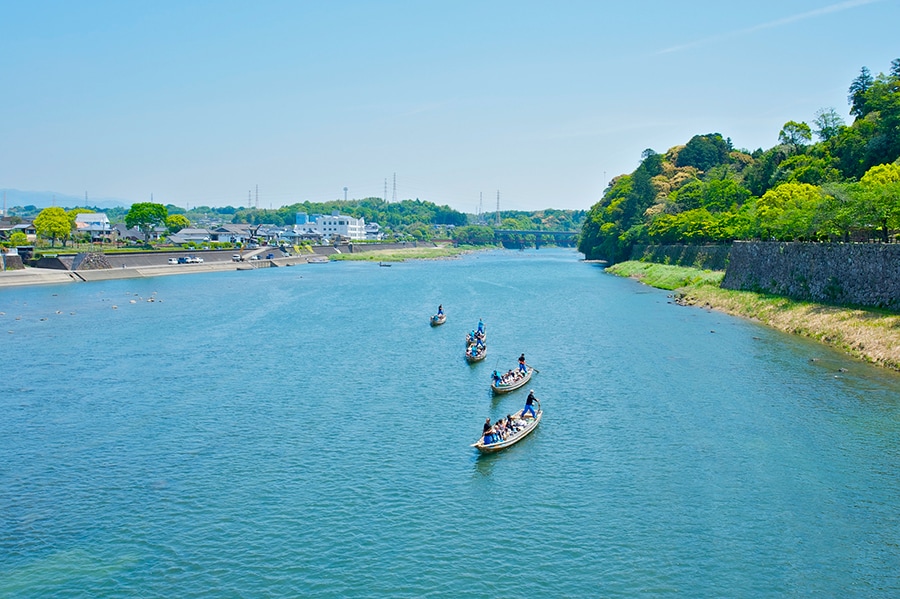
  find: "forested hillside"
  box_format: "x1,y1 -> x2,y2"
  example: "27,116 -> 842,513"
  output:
579,59 -> 900,263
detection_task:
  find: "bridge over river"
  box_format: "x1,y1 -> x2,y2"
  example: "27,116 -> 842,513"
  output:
493,229 -> 578,247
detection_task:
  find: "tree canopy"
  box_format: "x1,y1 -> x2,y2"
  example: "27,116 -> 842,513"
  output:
125,203 -> 168,241
578,58 -> 900,262
33,206 -> 72,247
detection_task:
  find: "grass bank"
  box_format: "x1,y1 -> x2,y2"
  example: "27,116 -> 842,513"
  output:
329,245 -> 483,262
606,261 -> 900,371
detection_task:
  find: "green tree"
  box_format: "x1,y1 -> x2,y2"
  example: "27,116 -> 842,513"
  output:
166,214 -> 191,234
856,163 -> 900,242
451,225 -> 495,245
33,206 -> 72,247
125,203 -> 168,241
813,108 -> 845,142
675,133 -> 732,171
778,121 -> 812,151
3,231 -> 28,247
755,183 -> 825,241
848,66 -> 874,118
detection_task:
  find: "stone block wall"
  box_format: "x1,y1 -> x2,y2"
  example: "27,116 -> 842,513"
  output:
721,241 -> 900,310
630,244 -> 732,270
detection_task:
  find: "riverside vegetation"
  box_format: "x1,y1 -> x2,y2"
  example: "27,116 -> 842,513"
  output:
607,261 -> 900,372
579,59 -> 900,264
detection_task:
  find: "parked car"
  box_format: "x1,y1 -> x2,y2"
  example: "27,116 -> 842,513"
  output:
177,257 -> 188,264
232,254 -> 243,262
250,255 -> 260,260
167,258 -> 178,265
187,256 -> 204,264
266,253 -> 274,260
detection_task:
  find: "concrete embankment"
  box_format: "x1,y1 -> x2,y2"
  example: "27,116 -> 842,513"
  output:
0,254 -> 312,288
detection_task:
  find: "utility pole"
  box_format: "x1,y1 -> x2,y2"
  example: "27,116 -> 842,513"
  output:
479,192 -> 483,223
255,184 -> 259,210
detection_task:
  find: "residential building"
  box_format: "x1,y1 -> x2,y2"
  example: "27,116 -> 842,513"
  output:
73,213 -> 111,241
314,211 -> 366,241
365,222 -> 384,240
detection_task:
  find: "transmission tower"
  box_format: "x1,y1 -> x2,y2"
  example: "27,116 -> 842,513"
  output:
495,190 -> 501,226
392,173 -> 397,203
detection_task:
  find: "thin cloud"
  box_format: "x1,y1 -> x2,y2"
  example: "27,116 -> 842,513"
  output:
657,0 -> 883,55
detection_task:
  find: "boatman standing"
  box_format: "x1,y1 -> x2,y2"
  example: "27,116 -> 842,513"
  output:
438,304 -> 443,315
483,417 -> 494,444
518,353 -> 527,373
477,318 -> 484,334
523,390 -> 537,419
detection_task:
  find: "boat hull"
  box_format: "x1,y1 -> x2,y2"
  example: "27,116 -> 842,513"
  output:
491,367 -> 533,394
472,407 -> 542,453
431,314 -> 446,326
465,348 -> 487,362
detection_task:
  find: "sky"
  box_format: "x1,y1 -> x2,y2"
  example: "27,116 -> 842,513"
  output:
2,0 -> 898,214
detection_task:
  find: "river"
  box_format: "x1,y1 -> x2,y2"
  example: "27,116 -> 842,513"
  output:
2,248 -> 899,597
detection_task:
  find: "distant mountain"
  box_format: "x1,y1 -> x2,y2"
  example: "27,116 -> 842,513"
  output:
1,189 -> 131,210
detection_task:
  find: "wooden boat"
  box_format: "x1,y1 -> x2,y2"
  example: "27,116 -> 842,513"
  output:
465,344 -> 487,362
491,367 -> 533,394
471,400 -> 542,453
431,313 -> 446,326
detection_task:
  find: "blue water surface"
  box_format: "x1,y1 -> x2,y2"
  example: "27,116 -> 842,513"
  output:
2,248 -> 899,597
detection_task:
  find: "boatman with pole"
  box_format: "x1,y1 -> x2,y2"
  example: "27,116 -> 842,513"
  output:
523,390 -> 537,419
518,353 -> 527,373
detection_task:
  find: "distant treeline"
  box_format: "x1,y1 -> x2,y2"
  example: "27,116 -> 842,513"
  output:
579,58 -> 900,263
9,196 -> 585,245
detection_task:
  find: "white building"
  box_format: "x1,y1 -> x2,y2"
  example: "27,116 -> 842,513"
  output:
315,211 -> 366,241
73,213 -> 111,241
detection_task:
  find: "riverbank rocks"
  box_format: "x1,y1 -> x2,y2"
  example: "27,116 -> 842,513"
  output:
72,252 -> 114,271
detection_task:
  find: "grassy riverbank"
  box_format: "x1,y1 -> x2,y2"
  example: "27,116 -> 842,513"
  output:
606,261 -> 900,372
329,245 -> 483,262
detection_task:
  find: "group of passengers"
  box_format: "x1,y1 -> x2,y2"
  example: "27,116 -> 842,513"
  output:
482,413 -> 527,445
481,390 -> 538,445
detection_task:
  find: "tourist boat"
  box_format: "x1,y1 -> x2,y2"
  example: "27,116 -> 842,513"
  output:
465,344 -> 487,362
431,313 -> 446,326
491,367 -> 533,394
471,399 -> 542,453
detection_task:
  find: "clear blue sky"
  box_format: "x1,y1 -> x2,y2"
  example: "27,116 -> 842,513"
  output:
2,0 -> 898,213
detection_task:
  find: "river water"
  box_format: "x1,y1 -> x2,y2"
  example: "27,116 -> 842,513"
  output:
2,248 -> 899,597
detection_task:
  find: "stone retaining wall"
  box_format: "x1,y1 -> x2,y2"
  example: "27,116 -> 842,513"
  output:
630,244 -> 732,270
721,241 -> 900,310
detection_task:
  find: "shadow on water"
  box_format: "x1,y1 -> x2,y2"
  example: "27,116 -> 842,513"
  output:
472,450 -> 501,478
